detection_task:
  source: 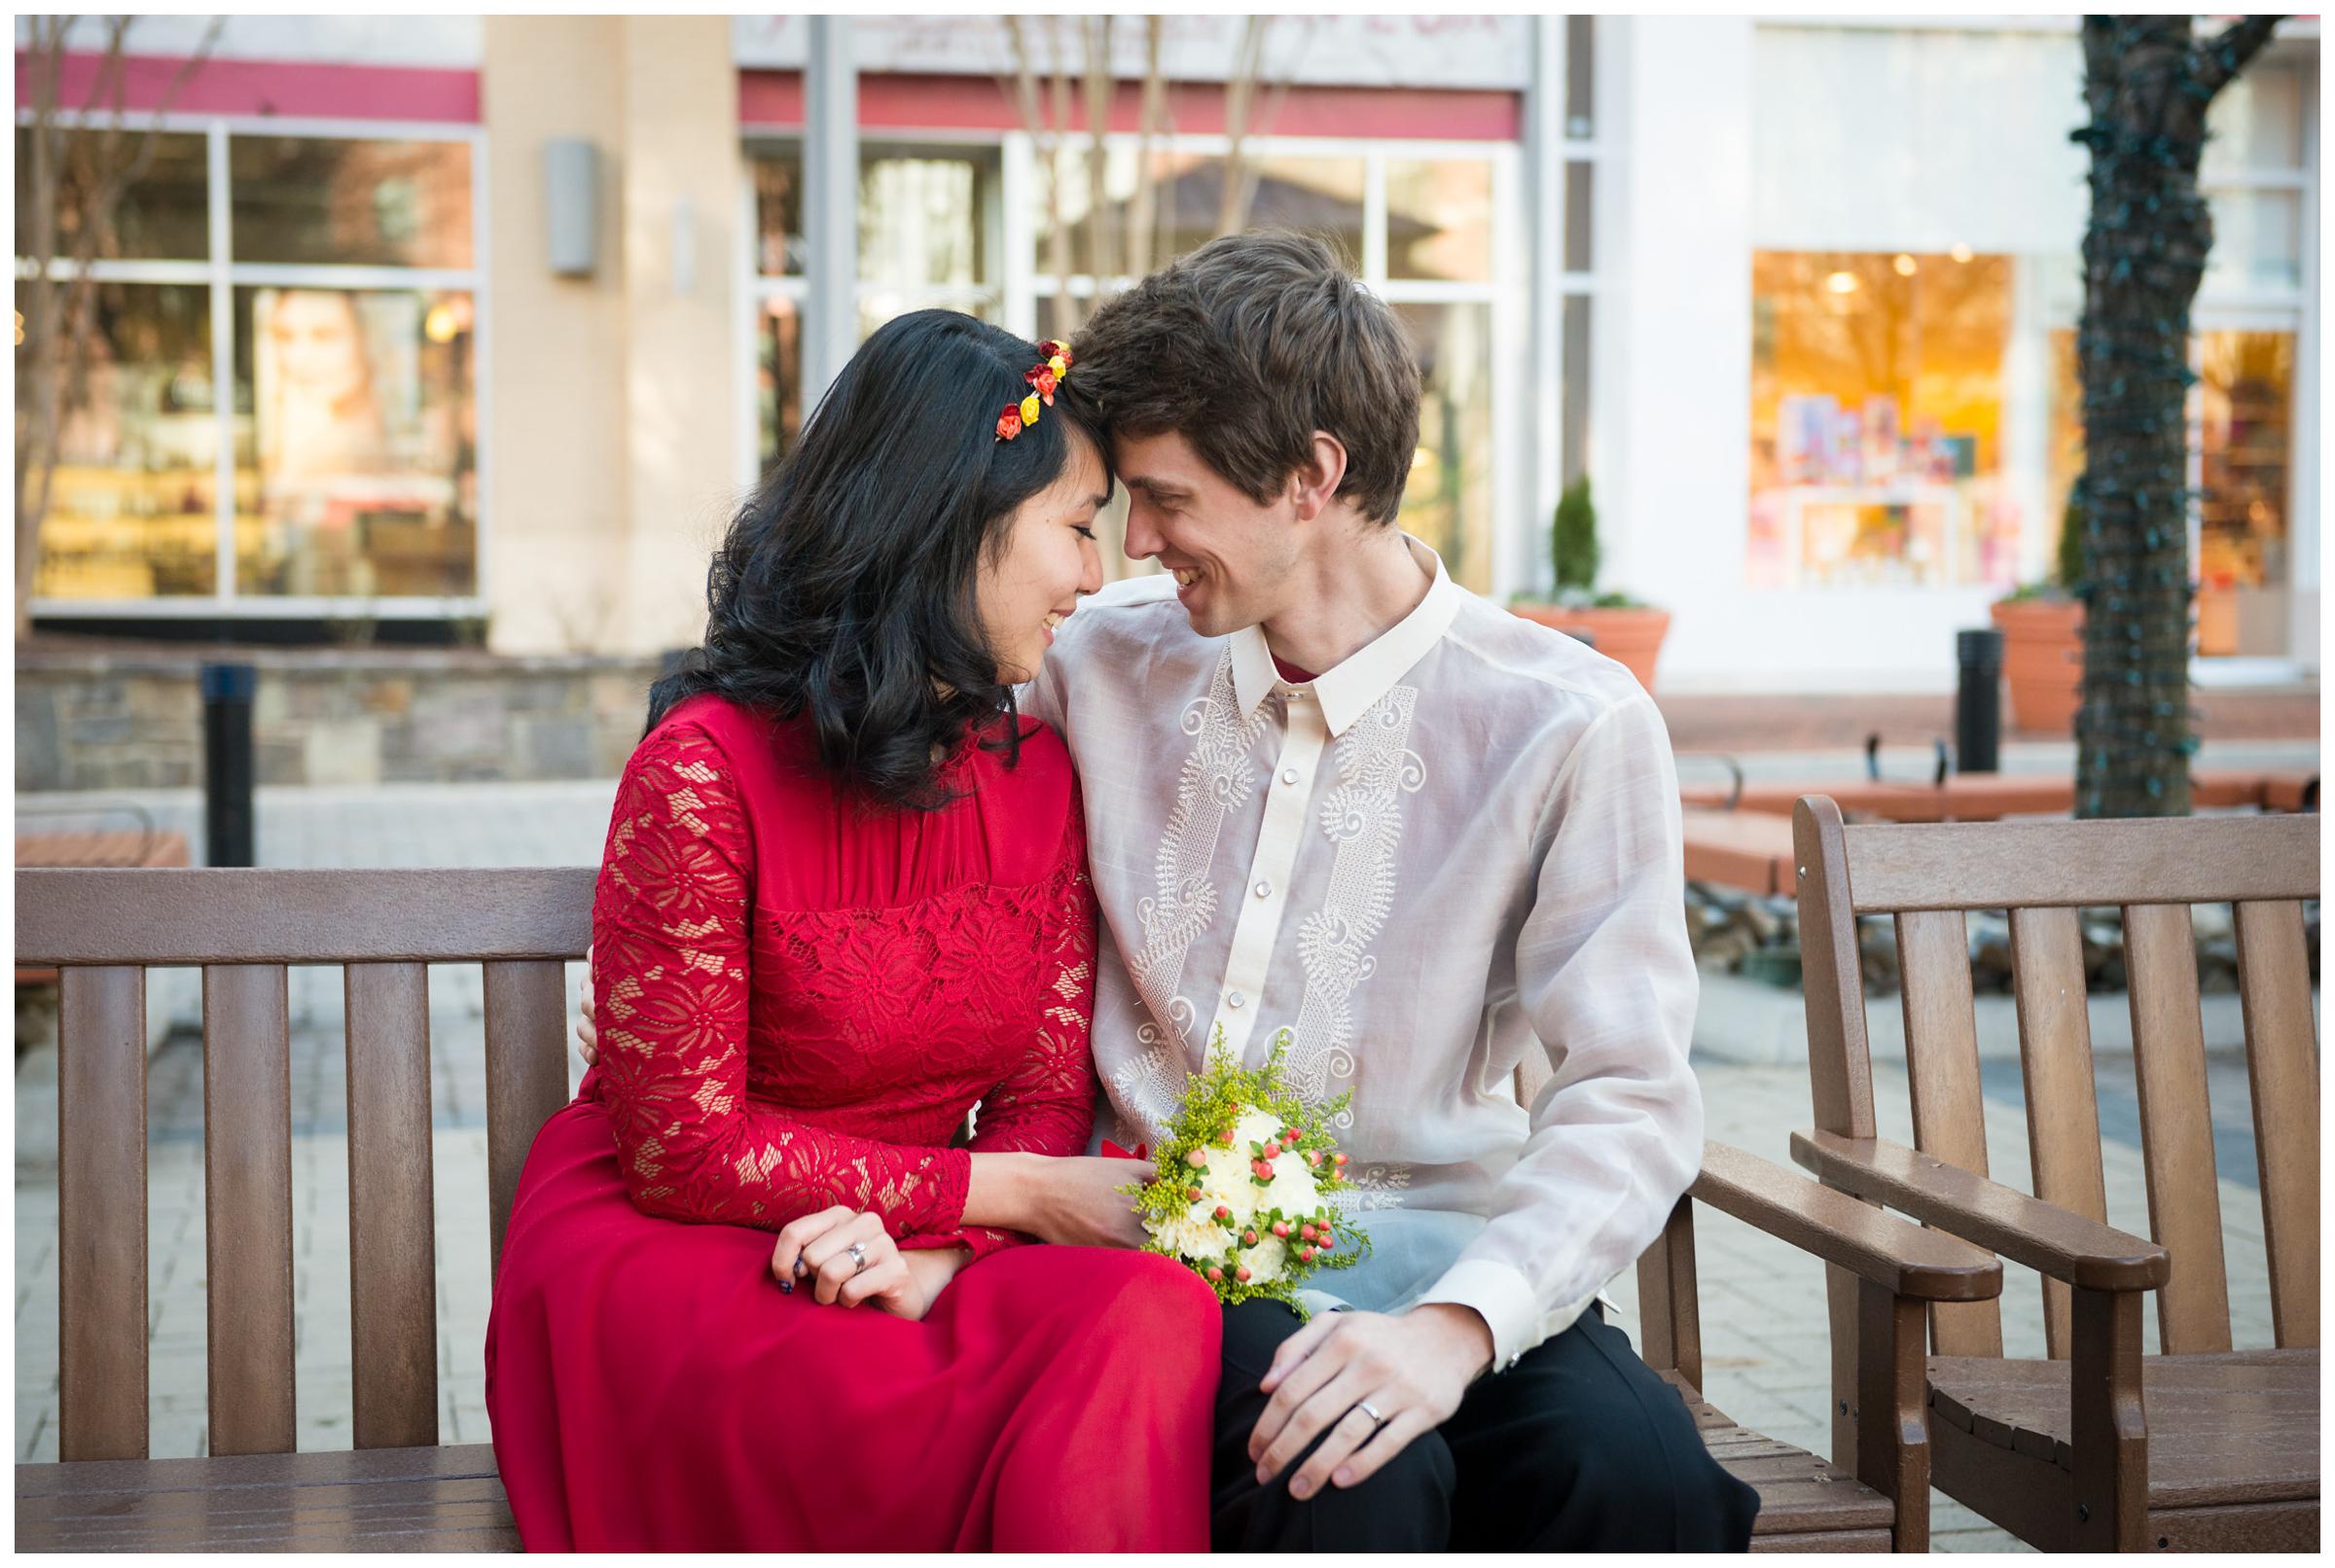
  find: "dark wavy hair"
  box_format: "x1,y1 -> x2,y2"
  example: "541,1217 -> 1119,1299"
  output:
645,309 -> 1107,810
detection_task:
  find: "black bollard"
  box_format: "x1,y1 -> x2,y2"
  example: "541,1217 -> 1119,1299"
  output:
201,662 -> 257,867
1955,628 -> 2003,774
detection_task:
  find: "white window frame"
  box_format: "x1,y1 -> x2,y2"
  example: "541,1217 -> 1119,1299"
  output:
16,109 -> 491,622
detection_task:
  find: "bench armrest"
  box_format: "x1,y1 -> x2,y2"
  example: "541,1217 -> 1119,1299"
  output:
1693,1141 -> 2002,1301
1788,1130 -> 2170,1293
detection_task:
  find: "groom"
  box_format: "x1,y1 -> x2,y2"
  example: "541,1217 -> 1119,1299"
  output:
578,232 -> 1757,1550
1022,232 -> 1756,1550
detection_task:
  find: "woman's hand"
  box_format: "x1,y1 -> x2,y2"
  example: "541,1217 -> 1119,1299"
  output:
770,1209 -> 967,1321
575,944 -> 601,1066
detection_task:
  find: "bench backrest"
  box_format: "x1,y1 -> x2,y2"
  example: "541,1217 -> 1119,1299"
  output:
1791,797 -> 2319,1361
18,867 -> 588,1464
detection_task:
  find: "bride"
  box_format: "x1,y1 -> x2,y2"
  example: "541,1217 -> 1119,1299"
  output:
484,311 -> 1219,1551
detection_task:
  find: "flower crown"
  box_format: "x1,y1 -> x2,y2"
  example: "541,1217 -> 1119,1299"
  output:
995,340 -> 1073,442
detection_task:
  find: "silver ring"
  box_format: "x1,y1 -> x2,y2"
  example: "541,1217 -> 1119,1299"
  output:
846,1241 -> 869,1274
1355,1400 -> 1385,1427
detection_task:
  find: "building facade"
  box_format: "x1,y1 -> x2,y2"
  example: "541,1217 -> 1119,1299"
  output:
17,15 -> 2319,691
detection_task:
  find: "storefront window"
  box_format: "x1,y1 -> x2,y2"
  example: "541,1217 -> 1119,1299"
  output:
2195,330 -> 2294,657
1385,159 -> 1492,282
19,125 -> 484,614
1037,149 -> 1367,277
1748,249 -> 2020,588
232,286 -> 477,597
757,296 -> 802,474
15,127 -> 210,261
31,282 -> 219,599
748,141 -> 804,277
230,136 -> 474,269
1395,301 -> 1493,590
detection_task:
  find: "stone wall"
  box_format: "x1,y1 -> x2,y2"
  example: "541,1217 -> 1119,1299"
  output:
17,645 -> 665,791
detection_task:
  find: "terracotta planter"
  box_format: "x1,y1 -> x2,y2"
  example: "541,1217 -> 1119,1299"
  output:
1513,604 -> 1672,693
1991,597 -> 2084,735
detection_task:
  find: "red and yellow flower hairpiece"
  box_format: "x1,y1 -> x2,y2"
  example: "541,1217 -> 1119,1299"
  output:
995,340 -> 1073,442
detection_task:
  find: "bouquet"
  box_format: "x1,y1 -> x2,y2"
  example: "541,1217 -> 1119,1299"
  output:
1119,1028 -> 1369,1308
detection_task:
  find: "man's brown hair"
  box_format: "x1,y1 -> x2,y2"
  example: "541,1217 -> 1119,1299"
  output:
1070,231 -> 1421,526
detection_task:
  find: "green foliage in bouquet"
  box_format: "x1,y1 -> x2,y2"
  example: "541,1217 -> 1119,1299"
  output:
1122,1028 -> 1371,1313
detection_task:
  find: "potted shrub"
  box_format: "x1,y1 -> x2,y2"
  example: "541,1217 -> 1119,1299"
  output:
1990,497 -> 2087,734
1510,477 -> 1671,692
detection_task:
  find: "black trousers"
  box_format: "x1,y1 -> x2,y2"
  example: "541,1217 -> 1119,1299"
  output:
1211,1301 -> 1761,1551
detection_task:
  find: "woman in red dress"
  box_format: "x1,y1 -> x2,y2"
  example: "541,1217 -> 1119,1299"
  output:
483,312 -> 1221,1551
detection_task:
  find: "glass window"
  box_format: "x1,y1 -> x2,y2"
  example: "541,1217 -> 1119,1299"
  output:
32,282 -> 219,599
2202,57 -> 2308,178
2195,330 -> 2294,656
1039,150 -> 1367,278
859,144 -> 998,291
757,295 -> 802,474
230,137 -> 473,269
1565,15 -> 1596,140
1747,250 -> 2017,589
233,286 -> 477,597
1562,295 -> 1592,488
1563,162 -> 1593,273
14,127 -> 210,262
2201,188 -> 2303,295
747,140 -> 804,277
1395,301 -> 1493,594
1386,159 -> 1493,283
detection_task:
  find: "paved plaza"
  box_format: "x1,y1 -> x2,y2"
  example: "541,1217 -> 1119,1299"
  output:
15,751 -> 2311,1550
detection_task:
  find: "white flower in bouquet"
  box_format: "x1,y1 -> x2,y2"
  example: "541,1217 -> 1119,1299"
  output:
1121,1028 -> 1366,1308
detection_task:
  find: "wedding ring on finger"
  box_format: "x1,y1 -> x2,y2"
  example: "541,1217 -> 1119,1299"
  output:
847,1241 -> 870,1275
1353,1400 -> 1386,1430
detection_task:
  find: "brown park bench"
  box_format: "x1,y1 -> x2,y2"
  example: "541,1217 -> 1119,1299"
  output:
1788,797 -> 2320,1551
15,811 -> 192,988
1681,768 -> 2317,824
16,864 -> 1999,1550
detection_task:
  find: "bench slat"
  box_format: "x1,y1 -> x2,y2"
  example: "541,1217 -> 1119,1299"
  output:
202,964 -> 297,1456
17,867 -> 597,967
345,963 -> 441,1449
15,1443 -> 518,1553
1896,909 -> 2004,1359
2235,900 -> 2320,1350
484,960 -> 573,1282
2123,903 -> 2233,1355
1840,815 -> 2318,911
2008,907 -> 2107,1361
57,966 -> 149,1463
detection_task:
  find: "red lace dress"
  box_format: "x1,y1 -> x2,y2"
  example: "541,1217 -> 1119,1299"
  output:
483,694 -> 1220,1551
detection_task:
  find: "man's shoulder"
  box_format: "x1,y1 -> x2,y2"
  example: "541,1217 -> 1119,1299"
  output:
1437,592 -> 1652,721
1055,572 -> 1203,662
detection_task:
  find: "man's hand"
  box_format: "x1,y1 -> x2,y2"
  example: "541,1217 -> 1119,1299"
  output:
1247,1303 -> 1493,1500
575,944 -> 600,1065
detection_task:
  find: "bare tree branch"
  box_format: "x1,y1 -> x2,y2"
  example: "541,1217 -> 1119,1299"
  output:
2191,14 -> 2283,100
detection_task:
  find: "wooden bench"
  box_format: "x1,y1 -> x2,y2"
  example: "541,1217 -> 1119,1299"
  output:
18,865 -> 1999,1550
1681,769 -> 2318,823
1681,805 -> 1797,896
15,817 -> 191,988
1788,798 -> 2320,1551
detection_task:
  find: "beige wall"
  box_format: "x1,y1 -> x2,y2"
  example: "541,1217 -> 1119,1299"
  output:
481,17 -> 741,657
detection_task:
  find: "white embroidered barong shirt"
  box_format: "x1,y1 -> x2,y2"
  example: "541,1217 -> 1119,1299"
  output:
1024,540 -> 1702,1372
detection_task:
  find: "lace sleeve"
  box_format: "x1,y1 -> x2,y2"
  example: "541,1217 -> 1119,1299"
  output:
905,802 -> 1100,1263
592,723 -> 976,1237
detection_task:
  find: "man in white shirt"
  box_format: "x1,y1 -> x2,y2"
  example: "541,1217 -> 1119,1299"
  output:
1028,232 -> 1757,1550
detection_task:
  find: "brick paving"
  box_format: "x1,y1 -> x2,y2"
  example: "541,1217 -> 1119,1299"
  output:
13,773 -> 2302,1549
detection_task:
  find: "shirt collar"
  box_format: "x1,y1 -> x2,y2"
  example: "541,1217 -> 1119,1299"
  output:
1229,535 -> 1464,738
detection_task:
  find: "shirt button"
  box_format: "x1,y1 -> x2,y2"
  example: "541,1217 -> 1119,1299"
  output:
1280,767 -> 1300,785
1253,881 -> 1272,899
1227,992 -> 1246,1010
